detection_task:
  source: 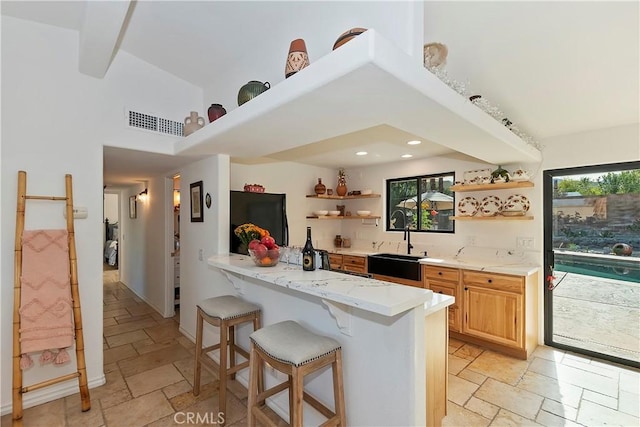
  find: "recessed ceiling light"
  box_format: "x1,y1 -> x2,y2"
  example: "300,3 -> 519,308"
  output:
401,154 -> 413,158
407,140 -> 421,145
356,151 -> 368,156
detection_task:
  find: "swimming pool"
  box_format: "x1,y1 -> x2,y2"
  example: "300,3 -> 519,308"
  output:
555,251 -> 640,283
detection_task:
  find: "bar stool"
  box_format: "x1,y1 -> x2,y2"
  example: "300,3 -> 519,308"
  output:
247,320 -> 346,427
193,295 -> 262,425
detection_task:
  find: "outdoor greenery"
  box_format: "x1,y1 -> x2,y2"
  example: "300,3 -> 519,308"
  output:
556,170 -> 640,196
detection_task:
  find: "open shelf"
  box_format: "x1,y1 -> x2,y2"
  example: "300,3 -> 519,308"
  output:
306,194 -> 381,200
307,215 -> 381,220
450,215 -> 534,221
450,181 -> 534,192
173,30 -> 541,165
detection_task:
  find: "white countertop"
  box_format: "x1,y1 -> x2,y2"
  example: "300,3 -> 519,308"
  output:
325,248 -> 539,276
207,254 -> 444,317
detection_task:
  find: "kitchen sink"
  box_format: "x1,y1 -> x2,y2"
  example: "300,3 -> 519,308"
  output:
367,253 -> 423,281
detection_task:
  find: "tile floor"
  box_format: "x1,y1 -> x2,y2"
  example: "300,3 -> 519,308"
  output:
2,273 -> 639,426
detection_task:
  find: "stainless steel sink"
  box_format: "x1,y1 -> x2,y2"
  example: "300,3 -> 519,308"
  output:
367,253 -> 422,281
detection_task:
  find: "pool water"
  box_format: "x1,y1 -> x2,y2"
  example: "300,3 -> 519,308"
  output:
555,261 -> 640,283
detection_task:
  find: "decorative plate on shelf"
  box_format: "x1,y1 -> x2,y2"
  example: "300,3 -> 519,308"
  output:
479,195 -> 502,216
463,168 -> 492,185
503,194 -> 530,213
458,196 -> 479,216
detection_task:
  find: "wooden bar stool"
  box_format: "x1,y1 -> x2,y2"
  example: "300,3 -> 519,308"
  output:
247,320 -> 346,427
193,295 -> 262,425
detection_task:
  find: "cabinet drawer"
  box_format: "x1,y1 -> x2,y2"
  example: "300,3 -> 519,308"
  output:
424,265 -> 459,282
329,254 -> 343,269
463,270 -> 523,293
343,255 -> 366,268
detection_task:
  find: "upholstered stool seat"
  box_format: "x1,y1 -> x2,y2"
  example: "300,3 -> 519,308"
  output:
193,295 -> 262,426
247,320 -> 346,426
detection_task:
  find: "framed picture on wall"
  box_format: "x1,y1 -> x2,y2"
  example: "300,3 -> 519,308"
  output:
190,181 -> 204,222
129,195 -> 137,219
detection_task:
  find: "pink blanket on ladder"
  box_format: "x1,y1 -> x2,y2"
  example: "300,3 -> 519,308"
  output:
20,230 -> 74,367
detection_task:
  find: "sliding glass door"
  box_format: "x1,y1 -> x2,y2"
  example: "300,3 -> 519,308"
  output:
543,161 -> 640,368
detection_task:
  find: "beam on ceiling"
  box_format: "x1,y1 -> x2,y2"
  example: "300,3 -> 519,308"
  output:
78,0 -> 131,78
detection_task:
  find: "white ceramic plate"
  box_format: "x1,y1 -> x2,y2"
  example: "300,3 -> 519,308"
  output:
503,194 -> 530,212
356,210 -> 371,216
480,195 -> 502,216
458,196 -> 479,216
328,210 -> 341,216
313,210 -> 328,216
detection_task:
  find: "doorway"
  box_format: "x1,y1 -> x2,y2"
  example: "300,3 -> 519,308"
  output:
543,161 -> 640,368
103,191 -> 120,284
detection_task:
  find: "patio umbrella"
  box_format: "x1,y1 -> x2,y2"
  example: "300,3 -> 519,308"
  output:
396,191 -> 454,210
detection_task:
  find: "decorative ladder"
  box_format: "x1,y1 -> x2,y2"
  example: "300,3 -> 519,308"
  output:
12,171 -> 90,425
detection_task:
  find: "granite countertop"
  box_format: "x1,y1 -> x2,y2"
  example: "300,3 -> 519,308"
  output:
207,254 -> 449,317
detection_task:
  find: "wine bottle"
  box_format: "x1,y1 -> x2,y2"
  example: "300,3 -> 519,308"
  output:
302,226 -> 316,271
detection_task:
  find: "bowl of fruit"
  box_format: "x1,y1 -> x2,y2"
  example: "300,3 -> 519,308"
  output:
248,237 -> 280,267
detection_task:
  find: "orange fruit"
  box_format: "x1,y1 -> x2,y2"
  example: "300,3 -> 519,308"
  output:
261,257 -> 271,265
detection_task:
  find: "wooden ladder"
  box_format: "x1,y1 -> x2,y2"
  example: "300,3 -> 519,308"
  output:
12,171 -> 91,425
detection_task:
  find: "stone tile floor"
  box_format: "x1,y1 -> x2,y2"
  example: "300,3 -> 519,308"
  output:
2,272 -> 639,426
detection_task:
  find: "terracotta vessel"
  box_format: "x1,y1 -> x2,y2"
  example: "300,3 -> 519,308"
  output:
314,178 -> 326,195
285,38 -> 310,78
207,104 -> 227,123
183,111 -> 205,136
333,27 -> 367,50
238,81 -> 270,106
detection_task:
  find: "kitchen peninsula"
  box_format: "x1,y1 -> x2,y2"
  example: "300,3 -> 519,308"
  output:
207,253 -> 454,426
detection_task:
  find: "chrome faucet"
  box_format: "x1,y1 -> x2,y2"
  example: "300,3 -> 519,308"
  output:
404,225 -> 413,255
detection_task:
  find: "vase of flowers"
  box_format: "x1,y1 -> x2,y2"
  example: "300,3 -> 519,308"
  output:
336,168 -> 347,196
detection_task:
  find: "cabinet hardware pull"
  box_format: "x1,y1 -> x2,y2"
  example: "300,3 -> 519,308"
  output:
438,291 -> 443,294
438,271 -> 442,275
464,287 -> 468,291
487,279 -> 492,283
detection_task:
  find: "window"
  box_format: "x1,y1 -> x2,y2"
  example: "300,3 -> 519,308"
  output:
386,172 -> 455,232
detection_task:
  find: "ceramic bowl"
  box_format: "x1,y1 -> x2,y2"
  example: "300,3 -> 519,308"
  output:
356,210 -> 371,216
248,249 -> 280,267
361,189 -> 373,195
328,210 -> 341,216
314,210 -> 329,216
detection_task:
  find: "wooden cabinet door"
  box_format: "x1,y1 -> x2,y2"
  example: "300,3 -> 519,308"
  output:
329,254 -> 343,270
342,255 -> 366,273
463,285 -> 523,349
429,282 -> 460,332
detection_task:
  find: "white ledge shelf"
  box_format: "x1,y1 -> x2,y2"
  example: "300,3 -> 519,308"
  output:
173,30 -> 541,165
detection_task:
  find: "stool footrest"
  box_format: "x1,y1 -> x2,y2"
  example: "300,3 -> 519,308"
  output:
304,391 -> 336,420
226,360 -> 249,376
257,380 -> 290,403
251,405 -> 277,427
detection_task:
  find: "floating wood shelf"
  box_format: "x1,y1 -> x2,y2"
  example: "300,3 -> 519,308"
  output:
306,194 -> 381,200
450,215 -> 534,221
307,215 -> 381,220
450,181 -> 534,192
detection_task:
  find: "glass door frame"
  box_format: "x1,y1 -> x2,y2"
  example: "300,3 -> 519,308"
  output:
543,160 -> 640,369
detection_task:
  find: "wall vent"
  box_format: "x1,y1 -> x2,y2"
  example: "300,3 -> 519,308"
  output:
126,109 -> 184,137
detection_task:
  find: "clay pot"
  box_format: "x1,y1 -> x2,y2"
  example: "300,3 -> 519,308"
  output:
207,104 -> 227,123
238,81 -> 270,106
612,243 -> 633,256
314,178 -> 326,195
333,27 -> 367,50
285,38 -> 310,78
336,179 -> 347,196
184,111 -> 205,136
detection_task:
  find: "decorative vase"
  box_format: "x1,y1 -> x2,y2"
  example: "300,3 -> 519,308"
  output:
336,179 -> 347,196
314,178 -> 326,195
334,235 -> 342,248
207,104 -> 227,123
332,27 -> 367,50
285,38 -> 310,78
238,80 -> 271,106
184,111 -> 205,136
612,243 -> 633,256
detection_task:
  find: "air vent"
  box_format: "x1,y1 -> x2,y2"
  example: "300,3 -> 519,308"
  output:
126,109 -> 184,137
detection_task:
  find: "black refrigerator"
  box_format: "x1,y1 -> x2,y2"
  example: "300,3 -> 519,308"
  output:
230,191 -> 289,254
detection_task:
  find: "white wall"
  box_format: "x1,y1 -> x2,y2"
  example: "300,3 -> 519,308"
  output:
0,16 -> 202,413
178,155 -> 231,340
103,193 -> 119,224
202,1 -> 422,117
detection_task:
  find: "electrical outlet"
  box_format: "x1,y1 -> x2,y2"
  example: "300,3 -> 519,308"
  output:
465,235 -> 476,246
516,237 -> 534,249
